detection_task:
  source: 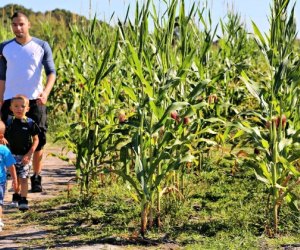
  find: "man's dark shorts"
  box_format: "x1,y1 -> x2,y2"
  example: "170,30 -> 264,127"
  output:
1,99 -> 47,151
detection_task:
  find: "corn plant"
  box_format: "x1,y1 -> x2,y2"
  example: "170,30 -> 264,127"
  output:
49,0 -> 276,237
114,0 -> 191,236
209,12 -> 259,119
0,13 -> 13,41
234,0 -> 300,235
107,0 -> 228,236
54,18 -> 120,202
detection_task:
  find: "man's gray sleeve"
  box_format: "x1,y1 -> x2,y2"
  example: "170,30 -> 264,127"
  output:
42,41 -> 56,76
0,43 -> 6,81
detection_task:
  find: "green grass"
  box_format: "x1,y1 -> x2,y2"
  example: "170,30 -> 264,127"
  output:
11,157 -> 300,249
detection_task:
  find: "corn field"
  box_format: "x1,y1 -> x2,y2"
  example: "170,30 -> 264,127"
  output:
2,0 -> 299,238
55,0 -> 300,237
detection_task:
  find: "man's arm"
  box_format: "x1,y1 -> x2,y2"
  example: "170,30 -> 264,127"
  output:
37,73 -> 56,105
0,80 -> 5,104
0,44 -> 7,104
38,41 -> 56,106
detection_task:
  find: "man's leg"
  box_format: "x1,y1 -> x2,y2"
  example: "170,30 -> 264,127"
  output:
27,101 -> 47,193
33,150 -> 43,175
31,149 -> 43,192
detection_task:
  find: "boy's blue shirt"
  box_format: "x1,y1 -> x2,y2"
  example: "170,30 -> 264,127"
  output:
0,144 -> 16,183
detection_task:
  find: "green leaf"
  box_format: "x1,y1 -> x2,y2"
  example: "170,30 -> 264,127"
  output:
197,138 -> 217,146
278,138 -> 292,152
252,21 -> 267,49
232,129 -> 245,140
110,169 -> 142,199
180,153 -> 195,163
204,117 -> 226,124
261,139 -> 270,150
149,100 -> 160,119
240,71 -> 261,102
254,172 -> 271,185
126,41 -> 153,98
188,79 -> 210,99
285,193 -> 299,212
123,85 -> 138,102
256,161 -> 272,183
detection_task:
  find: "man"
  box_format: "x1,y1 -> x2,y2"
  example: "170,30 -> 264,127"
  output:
0,12 -> 56,192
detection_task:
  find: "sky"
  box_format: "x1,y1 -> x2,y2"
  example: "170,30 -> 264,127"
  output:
0,0 -> 299,37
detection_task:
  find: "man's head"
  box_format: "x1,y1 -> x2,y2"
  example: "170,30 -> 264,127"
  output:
11,12 -> 31,40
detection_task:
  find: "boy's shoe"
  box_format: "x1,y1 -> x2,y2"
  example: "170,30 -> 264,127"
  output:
18,199 -> 29,212
11,193 -> 21,208
31,174 -> 42,193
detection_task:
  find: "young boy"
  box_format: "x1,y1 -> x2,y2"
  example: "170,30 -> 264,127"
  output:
0,120 -> 18,231
5,95 -> 40,211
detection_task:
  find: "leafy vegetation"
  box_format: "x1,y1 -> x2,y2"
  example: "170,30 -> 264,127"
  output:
14,160 -> 300,248
0,4 -> 104,49
1,0 -> 300,248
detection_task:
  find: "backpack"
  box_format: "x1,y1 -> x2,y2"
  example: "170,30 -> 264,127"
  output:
6,116 -> 34,129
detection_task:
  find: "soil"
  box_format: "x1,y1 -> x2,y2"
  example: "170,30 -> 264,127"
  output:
0,145 -> 76,249
0,145 -> 181,250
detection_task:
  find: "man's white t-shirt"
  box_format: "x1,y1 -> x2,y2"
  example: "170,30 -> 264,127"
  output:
0,37 -> 56,100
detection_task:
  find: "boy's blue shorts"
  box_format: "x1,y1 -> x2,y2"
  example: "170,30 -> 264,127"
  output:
0,182 -> 6,206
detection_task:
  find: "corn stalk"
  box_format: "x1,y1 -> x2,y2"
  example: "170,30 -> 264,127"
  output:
54,17 -> 119,203
236,0 -> 300,236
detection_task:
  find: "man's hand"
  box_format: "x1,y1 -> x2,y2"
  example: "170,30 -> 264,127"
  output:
36,92 -> 48,105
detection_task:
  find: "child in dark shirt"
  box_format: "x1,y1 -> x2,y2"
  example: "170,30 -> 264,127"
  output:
5,95 -> 40,211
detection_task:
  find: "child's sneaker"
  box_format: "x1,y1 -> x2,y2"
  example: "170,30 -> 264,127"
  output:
11,193 -> 21,208
31,174 -> 42,192
18,198 -> 29,212
0,220 -> 4,231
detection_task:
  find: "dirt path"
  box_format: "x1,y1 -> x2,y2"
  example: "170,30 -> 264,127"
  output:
0,145 -> 76,249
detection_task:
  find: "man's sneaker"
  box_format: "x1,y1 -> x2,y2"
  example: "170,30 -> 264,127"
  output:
0,220 -> 4,231
18,199 -> 29,212
31,174 -> 42,192
11,193 -> 21,208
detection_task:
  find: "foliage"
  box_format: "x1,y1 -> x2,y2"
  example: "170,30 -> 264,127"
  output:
234,0 -> 300,235
50,0 -> 300,238
16,160 -> 300,249
2,0 -> 300,243
0,4 -> 102,49
53,17 -> 119,202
